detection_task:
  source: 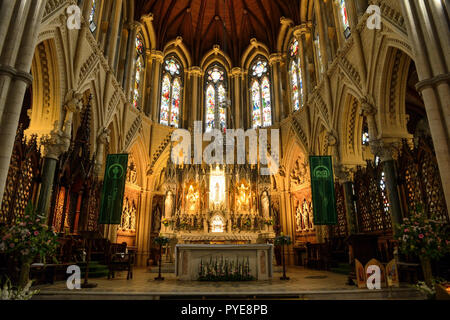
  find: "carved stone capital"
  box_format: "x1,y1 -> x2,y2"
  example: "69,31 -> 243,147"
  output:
126,21 -> 140,31
187,66 -> 202,76
230,67 -> 243,77
150,50 -> 164,62
269,53 -> 283,65
280,17 -> 294,27
334,164 -> 354,183
360,96 -> 377,117
326,131 -> 338,147
97,127 -> 111,145
370,139 -> 400,162
41,122 -> 70,160
64,90 -> 83,114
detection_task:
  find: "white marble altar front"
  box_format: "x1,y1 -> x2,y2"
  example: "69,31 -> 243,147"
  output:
175,244 -> 273,281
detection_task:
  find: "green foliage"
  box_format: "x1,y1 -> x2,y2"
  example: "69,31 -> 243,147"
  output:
274,233 -> 292,246
395,204 -> 450,260
0,203 -> 59,264
153,235 -> 170,246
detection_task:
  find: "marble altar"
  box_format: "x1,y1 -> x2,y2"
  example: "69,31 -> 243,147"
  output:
175,244 -> 273,281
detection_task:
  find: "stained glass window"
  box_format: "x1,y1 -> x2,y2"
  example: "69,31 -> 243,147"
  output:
205,64 -> 227,131
132,34 -> 145,109
340,0 -> 351,38
249,58 -> 272,128
289,40 -> 304,111
159,56 -> 183,127
89,0 -> 97,33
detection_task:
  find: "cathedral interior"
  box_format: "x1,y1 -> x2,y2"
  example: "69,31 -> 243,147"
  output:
0,0 -> 449,299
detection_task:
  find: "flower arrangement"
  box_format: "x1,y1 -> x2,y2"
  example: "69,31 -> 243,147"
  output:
0,204 -> 59,288
263,218 -> 274,226
0,277 -> 39,300
198,256 -> 255,281
0,204 -> 59,264
161,218 -> 171,227
243,218 -> 251,227
395,205 -> 449,260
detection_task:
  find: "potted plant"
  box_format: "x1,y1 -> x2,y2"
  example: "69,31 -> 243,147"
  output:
153,235 -> 170,280
274,233 -> 292,280
395,205 -> 450,287
0,204 -> 59,289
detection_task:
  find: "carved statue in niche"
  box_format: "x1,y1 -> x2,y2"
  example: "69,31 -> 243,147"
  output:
127,157 -> 137,184
236,182 -> 250,212
304,199 -> 314,230
164,190 -> 174,219
213,182 -> 220,203
261,191 -> 270,219
295,201 -> 302,232
186,184 -> 199,213
120,198 -> 136,231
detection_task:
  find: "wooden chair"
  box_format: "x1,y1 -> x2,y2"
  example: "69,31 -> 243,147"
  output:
107,242 -> 135,280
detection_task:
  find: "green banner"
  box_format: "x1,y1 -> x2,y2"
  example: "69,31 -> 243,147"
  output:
309,156 -> 337,225
98,154 -> 129,225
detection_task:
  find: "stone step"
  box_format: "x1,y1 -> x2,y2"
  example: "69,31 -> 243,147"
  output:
147,263 -> 175,273
34,287 -> 425,300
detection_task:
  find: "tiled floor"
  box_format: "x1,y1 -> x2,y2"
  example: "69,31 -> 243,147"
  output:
34,266 -> 424,299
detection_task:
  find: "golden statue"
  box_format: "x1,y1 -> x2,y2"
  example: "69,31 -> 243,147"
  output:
186,184 -> 199,213
236,183 -> 250,212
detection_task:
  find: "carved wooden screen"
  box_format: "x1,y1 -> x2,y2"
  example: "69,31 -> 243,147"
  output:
397,139 -> 448,221
0,128 -> 41,226
84,179 -> 102,232
331,183 -> 348,237
353,162 -> 392,233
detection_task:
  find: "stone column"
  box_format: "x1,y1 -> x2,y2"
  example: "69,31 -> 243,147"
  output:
372,141 -> 403,228
269,54 -> 283,122
94,127 -> 111,177
313,0 -> 334,109
150,50 -> 164,122
37,91 -> 83,219
343,181 -> 358,234
230,67 -> 243,128
400,0 -> 450,214
0,1 -> 46,202
105,0 -> 123,67
187,67 -> 202,128
0,0 -> 15,55
123,22 -> 138,101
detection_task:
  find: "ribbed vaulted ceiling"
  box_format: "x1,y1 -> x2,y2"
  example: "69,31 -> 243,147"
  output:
135,0 -> 305,65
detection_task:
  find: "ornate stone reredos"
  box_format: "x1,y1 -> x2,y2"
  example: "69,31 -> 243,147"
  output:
290,156 -> 309,186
